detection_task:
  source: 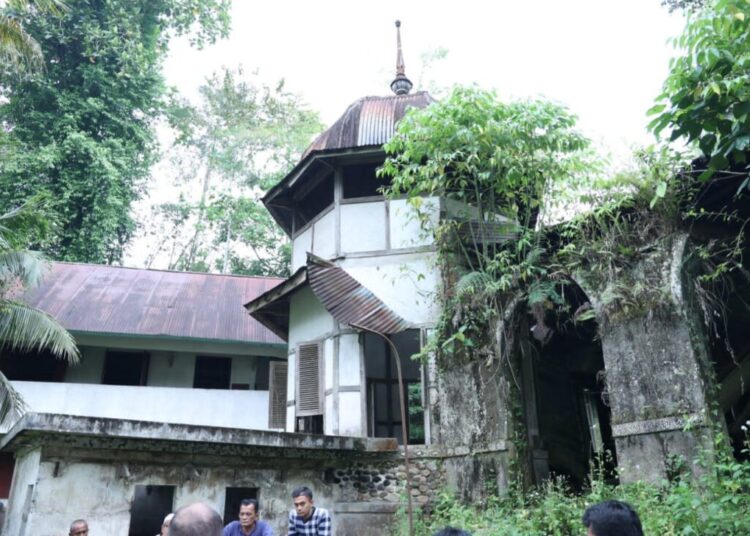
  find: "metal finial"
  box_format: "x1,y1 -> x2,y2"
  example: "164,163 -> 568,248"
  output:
391,20 -> 413,95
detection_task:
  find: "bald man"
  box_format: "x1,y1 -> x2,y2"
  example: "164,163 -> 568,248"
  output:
169,503 -> 223,536
69,519 -> 89,536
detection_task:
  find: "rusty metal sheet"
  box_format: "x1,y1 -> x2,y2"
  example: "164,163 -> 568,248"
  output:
20,262 -> 285,345
307,256 -> 410,335
302,92 -> 434,158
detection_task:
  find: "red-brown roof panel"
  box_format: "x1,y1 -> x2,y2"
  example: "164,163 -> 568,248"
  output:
21,262 -> 285,345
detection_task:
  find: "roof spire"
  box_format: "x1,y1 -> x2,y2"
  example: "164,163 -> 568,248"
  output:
390,20 -> 413,95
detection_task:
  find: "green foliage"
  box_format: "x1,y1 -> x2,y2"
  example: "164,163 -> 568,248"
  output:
381,87 -> 594,366
0,200 -> 79,423
0,0 -> 230,263
144,67 -> 322,276
382,86 -> 590,231
649,0 -> 750,182
406,436 -> 750,535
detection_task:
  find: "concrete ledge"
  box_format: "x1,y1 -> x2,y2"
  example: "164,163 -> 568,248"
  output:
612,413 -> 704,438
334,502 -> 400,514
0,413 -> 398,458
404,440 -> 508,459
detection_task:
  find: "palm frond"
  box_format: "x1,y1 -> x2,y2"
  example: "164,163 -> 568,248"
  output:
0,250 -> 46,289
0,369 -> 27,427
0,14 -> 42,72
0,299 -> 79,363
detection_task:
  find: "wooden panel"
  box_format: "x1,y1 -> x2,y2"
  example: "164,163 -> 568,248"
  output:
296,343 -> 323,416
268,361 -> 288,429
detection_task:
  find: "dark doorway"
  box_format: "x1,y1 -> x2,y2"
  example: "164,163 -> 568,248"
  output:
0,349 -> 67,382
102,351 -> 149,386
193,356 -> 232,389
523,285 -> 616,489
223,487 -> 258,525
128,485 -> 174,536
364,329 -> 424,444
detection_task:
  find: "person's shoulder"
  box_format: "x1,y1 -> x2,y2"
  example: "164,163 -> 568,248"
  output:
316,507 -> 331,518
223,520 -> 240,533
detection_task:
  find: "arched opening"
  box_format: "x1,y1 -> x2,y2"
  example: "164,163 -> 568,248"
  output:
521,281 -> 617,489
690,172 -> 750,461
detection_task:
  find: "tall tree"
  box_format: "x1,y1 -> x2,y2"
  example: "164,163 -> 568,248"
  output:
0,201 -> 79,423
143,67 -> 322,277
0,0 -> 230,264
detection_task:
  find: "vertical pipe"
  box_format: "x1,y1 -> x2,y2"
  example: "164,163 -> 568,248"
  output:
352,323 -> 414,536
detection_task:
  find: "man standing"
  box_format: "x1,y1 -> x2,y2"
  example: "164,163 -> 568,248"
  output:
287,486 -> 331,536
582,500 -> 644,536
170,503 -> 223,536
223,498 -> 273,536
69,519 -> 89,536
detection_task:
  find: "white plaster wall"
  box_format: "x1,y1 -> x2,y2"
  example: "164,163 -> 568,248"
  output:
340,202 -> 386,253
324,338 -> 335,392
312,209 -> 336,260
148,351 -> 196,387
338,391 -> 363,437
389,197 -> 439,249
64,346 -> 104,383
339,253 -> 441,326
10,382 -> 271,430
3,447 -> 41,536
292,226 -> 313,271
325,393 -> 335,435
338,334 -> 361,387
288,287 -> 335,347
286,353 -> 296,432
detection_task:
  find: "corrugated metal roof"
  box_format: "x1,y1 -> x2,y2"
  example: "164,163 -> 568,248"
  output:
21,262 -> 285,345
307,256 -> 410,334
302,92 -> 434,158
245,256 -> 412,337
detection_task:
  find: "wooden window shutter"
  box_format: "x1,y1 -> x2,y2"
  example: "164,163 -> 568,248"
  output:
296,342 -> 323,416
268,361 -> 288,429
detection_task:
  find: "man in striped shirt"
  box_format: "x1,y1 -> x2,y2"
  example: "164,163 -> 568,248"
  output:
287,486 -> 332,536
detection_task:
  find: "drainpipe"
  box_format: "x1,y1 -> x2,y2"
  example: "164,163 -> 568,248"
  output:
350,323 -> 414,536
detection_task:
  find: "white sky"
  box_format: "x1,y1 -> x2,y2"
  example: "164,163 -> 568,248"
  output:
127,0 -> 686,267
163,0 -> 686,154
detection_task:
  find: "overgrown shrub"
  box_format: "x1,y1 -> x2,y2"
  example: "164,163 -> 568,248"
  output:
399,435 -> 750,535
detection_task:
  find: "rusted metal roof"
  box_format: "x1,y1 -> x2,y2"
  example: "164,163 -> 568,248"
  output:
243,267 -> 307,342
307,255 -> 411,335
302,92 -> 434,158
21,262 -> 285,345
245,255 -> 411,338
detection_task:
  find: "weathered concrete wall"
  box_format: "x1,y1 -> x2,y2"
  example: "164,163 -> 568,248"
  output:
3,447 -> 41,536
11,449 -> 447,536
1,414 -> 449,536
588,233 -> 716,483
433,358 -> 515,501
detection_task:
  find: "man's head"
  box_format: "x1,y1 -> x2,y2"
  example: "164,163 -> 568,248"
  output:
169,503 -> 223,536
582,500 -> 643,536
433,528 -> 472,536
161,512 -> 174,536
291,486 -> 314,520
238,499 -> 259,530
69,519 -> 89,536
